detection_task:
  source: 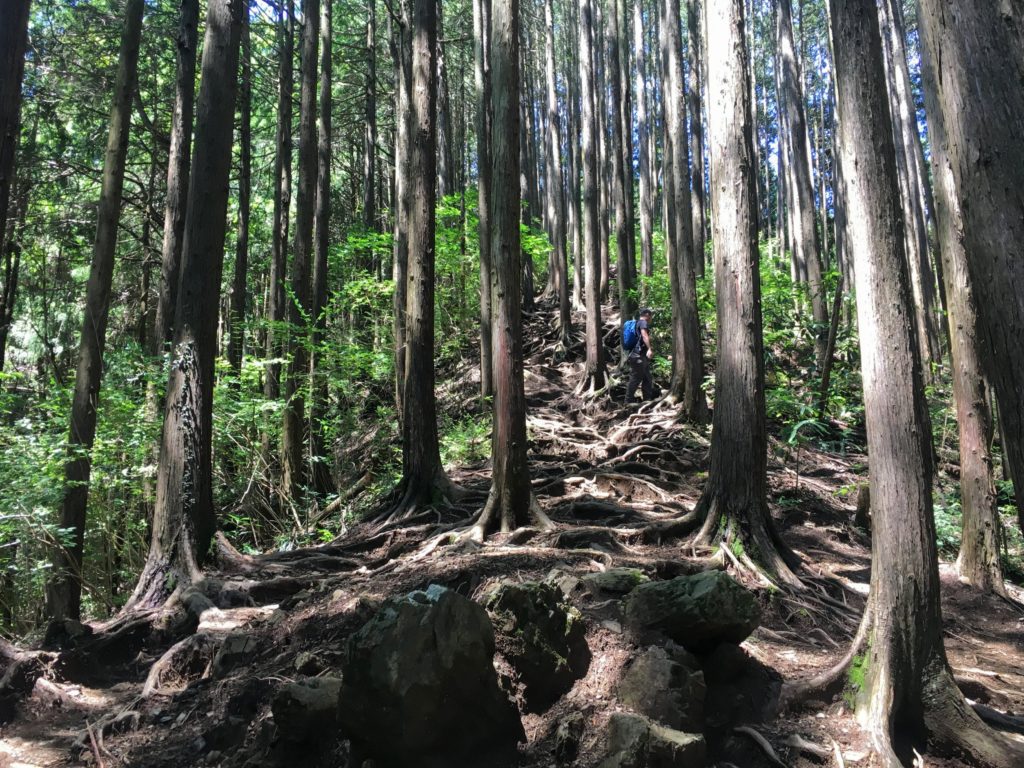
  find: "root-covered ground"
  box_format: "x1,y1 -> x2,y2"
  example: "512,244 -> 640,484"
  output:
1,300 -> 1022,768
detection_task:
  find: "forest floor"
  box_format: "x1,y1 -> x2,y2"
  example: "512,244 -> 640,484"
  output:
2,298 -> 1023,768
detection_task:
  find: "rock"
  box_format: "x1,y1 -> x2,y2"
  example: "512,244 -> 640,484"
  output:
582,568 -> 650,596
180,586 -> 216,622
617,645 -> 705,731
271,676 -> 342,741
293,651 -> 323,676
600,713 -> 706,768
545,567 -> 584,599
554,712 -> 586,765
624,571 -> 760,651
485,580 -> 590,712
212,633 -> 258,678
338,585 -> 523,764
204,716 -> 249,752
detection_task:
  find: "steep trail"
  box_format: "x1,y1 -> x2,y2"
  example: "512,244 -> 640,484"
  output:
0,297 -> 1021,767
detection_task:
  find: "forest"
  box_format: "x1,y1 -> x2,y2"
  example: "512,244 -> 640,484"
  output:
0,0 -> 1023,765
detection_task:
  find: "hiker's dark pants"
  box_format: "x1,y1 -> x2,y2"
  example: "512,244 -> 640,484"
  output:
626,354 -> 653,402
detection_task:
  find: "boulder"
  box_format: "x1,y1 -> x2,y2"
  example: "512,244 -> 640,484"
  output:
212,632 -> 258,678
581,568 -> 650,596
600,713 -> 706,768
272,676 -> 342,741
624,571 -> 760,651
485,580 -> 590,712
338,585 -> 523,764
617,645 -> 705,731
554,712 -> 586,765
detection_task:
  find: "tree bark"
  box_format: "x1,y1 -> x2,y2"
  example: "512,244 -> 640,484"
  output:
0,0 -> 31,374
47,0 -> 144,622
436,0 -> 453,198
633,0 -> 654,280
282,0 -> 319,503
877,0 -> 940,373
578,0 -> 606,394
687,0 -> 707,278
128,0 -> 244,612
0,0 -> 30,307
830,0 -> 1023,763
227,2 -> 250,378
567,2 -> 584,310
154,0 -> 199,355
392,1 -> 411,413
388,0 -> 456,519
694,0 -> 799,586
542,0 -> 570,350
660,0 -> 707,421
777,0 -> 828,367
916,0 -> 1024,533
473,0 -> 493,399
472,0 -> 548,541
608,0 -> 634,331
264,0 -> 294,419
930,137 -> 1004,595
363,0 -> 376,230
309,0 -> 333,497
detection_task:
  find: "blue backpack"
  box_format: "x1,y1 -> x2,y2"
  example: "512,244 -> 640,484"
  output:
622,319 -> 640,351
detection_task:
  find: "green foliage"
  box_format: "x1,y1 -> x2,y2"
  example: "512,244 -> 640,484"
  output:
439,414 -> 491,469
845,651 -> 869,709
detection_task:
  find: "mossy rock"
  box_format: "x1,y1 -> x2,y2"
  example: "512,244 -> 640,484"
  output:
581,568 -> 650,596
623,571 -> 760,651
485,580 -> 591,713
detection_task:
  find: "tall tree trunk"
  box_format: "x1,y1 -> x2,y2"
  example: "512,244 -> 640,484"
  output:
392,2 -> 411,413
660,0 -> 707,421
47,0 -> 144,622
917,0 -> 1024,534
693,0 -> 799,585
0,0 -> 30,307
877,0 -> 940,373
0,0 -> 31,374
687,0 -> 708,277
128,0 -> 244,611
363,0 -> 376,230
578,0 -> 606,393
616,0 -> 635,286
154,0 -> 200,353
282,0 -> 319,504
930,135 -> 1004,595
829,0 -> 1023,763
265,0 -> 294,423
472,0 -> 549,541
436,0 -> 453,198
777,0 -> 828,366
473,0 -> 493,399
567,2 -> 584,310
309,0 -> 333,497
634,0 -> 654,280
387,0 -> 457,520
228,2 -> 251,378
607,0 -> 634,329
542,0 -> 570,350
595,1 -> 610,302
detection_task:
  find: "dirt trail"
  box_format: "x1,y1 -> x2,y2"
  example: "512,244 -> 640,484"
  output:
2,300 -> 1022,767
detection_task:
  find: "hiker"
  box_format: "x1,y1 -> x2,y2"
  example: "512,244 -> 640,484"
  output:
624,308 -> 654,404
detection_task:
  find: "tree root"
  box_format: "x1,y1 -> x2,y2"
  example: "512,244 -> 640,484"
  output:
735,725 -> 788,768
968,700 -> 1024,736
638,510 -> 702,544
142,633 -> 218,697
778,602 -> 872,712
